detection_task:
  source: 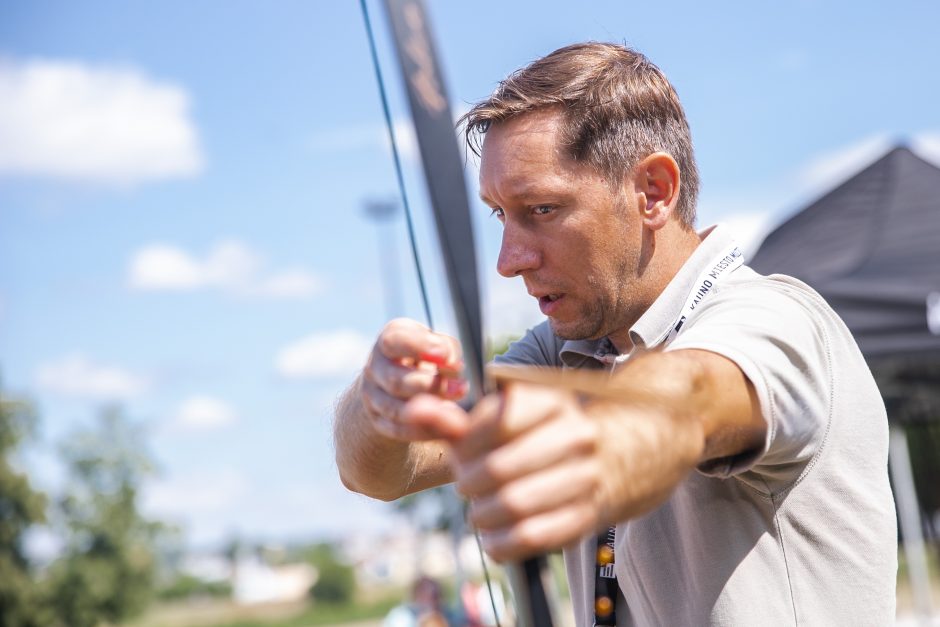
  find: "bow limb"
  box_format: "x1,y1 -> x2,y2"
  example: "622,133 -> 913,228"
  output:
360,0 -> 559,624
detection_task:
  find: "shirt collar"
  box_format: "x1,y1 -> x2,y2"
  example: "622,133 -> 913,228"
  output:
558,224 -> 734,368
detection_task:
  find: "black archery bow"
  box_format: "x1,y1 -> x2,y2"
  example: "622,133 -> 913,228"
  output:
359,0 -> 558,624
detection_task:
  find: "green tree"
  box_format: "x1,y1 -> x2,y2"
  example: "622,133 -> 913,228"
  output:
46,407 -> 163,627
307,543 -> 355,605
0,384 -> 50,627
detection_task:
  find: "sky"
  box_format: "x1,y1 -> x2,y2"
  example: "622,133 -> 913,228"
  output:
2,0 -> 939,551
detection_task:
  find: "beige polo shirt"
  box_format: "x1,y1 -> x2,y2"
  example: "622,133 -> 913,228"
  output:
495,225 -> 896,626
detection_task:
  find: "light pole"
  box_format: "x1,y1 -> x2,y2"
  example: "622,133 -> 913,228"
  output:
363,199 -> 403,320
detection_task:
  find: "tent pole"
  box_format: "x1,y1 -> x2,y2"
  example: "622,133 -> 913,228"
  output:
889,423 -> 934,621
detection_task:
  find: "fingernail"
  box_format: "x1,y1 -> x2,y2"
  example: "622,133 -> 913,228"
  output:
419,350 -> 448,366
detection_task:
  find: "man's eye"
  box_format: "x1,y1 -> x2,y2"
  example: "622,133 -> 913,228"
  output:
533,205 -> 553,216
490,207 -> 505,220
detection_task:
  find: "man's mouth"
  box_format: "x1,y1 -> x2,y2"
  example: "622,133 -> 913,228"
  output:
538,293 -> 564,315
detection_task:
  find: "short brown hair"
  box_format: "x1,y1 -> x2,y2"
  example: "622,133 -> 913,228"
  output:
460,42 -> 699,226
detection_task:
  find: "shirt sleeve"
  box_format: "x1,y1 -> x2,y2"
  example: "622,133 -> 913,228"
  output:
665,279 -> 833,492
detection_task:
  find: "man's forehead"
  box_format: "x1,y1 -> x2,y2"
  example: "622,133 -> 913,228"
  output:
478,110 -> 605,200
479,110 -> 566,179
483,109 -> 565,148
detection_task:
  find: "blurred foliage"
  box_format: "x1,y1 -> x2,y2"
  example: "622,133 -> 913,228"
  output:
872,355 -> 940,544
903,422 -> 940,533
487,336 -> 517,360
305,543 -> 355,605
213,594 -> 400,627
0,383 -> 51,627
873,355 -> 940,426
157,573 -> 231,601
45,406 -> 165,627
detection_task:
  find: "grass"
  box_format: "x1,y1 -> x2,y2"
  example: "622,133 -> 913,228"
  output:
213,597 -> 399,627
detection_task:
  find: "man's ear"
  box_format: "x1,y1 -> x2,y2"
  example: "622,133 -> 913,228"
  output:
634,152 -> 681,230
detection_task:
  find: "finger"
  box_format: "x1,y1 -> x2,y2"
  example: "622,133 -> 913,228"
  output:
368,356 -> 468,401
479,501 -> 598,562
361,376 -> 407,422
399,394 -> 472,440
467,458 -> 600,531
455,411 -> 597,497
377,319 -> 464,370
361,378 -> 463,440
453,382 -> 579,461
367,398 -> 468,442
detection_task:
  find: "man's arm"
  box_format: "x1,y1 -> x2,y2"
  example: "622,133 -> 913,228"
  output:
333,319 -> 469,501
444,347 -> 765,561
592,348 -> 765,525
334,374 -> 455,501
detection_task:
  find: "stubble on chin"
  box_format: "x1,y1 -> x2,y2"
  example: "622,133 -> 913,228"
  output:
547,302 -> 606,342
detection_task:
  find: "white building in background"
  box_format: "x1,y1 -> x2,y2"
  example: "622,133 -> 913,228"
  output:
231,554 -> 317,605
343,529 -> 494,589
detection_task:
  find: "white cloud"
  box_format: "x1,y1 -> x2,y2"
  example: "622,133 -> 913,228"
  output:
36,354 -> 149,400
796,133 -> 894,193
912,131 -> 940,166
718,211 -> 778,260
275,330 -> 372,379
128,244 -> 207,290
127,240 -> 322,298
796,131 -> 940,198
172,396 -> 236,431
0,57 -> 203,185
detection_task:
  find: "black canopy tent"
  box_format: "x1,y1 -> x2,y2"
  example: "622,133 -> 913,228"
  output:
749,145 -> 940,619
750,145 -> 940,359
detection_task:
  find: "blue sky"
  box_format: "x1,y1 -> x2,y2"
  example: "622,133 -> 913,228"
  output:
2,0 -> 939,550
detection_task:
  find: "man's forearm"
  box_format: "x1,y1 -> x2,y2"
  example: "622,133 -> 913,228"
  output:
333,375 -> 453,501
589,349 -> 765,526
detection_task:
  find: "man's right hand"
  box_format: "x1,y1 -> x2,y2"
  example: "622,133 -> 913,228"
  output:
360,318 -> 471,442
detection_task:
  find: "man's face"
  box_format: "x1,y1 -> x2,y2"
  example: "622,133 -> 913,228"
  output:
479,109 -> 650,342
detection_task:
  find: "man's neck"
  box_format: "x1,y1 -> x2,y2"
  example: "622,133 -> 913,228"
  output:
607,225 -> 702,354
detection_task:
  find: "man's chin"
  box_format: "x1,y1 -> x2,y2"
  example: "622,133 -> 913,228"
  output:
547,317 -> 602,342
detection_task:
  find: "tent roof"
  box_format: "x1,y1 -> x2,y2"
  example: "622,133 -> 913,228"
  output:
749,146 -> 940,358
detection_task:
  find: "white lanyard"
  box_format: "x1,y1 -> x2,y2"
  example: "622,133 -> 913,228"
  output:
662,242 -> 744,346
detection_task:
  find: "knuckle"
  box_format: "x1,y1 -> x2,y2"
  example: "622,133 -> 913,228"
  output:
361,393 -> 379,417
384,317 -> 414,334
385,373 -> 409,397
513,521 -> 542,554
484,541 -> 509,564
497,485 -> 528,521
482,453 -> 510,485
376,331 -> 397,358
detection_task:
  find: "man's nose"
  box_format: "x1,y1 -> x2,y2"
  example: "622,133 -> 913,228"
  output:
496,227 -> 540,277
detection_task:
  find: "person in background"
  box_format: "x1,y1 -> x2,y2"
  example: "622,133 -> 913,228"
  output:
384,576 -> 454,627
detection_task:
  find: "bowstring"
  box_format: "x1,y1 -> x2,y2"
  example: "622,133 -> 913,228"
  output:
359,0 -> 432,329
357,1 -> 503,625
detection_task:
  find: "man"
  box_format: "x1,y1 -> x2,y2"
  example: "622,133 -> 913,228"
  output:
335,43 -> 896,625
